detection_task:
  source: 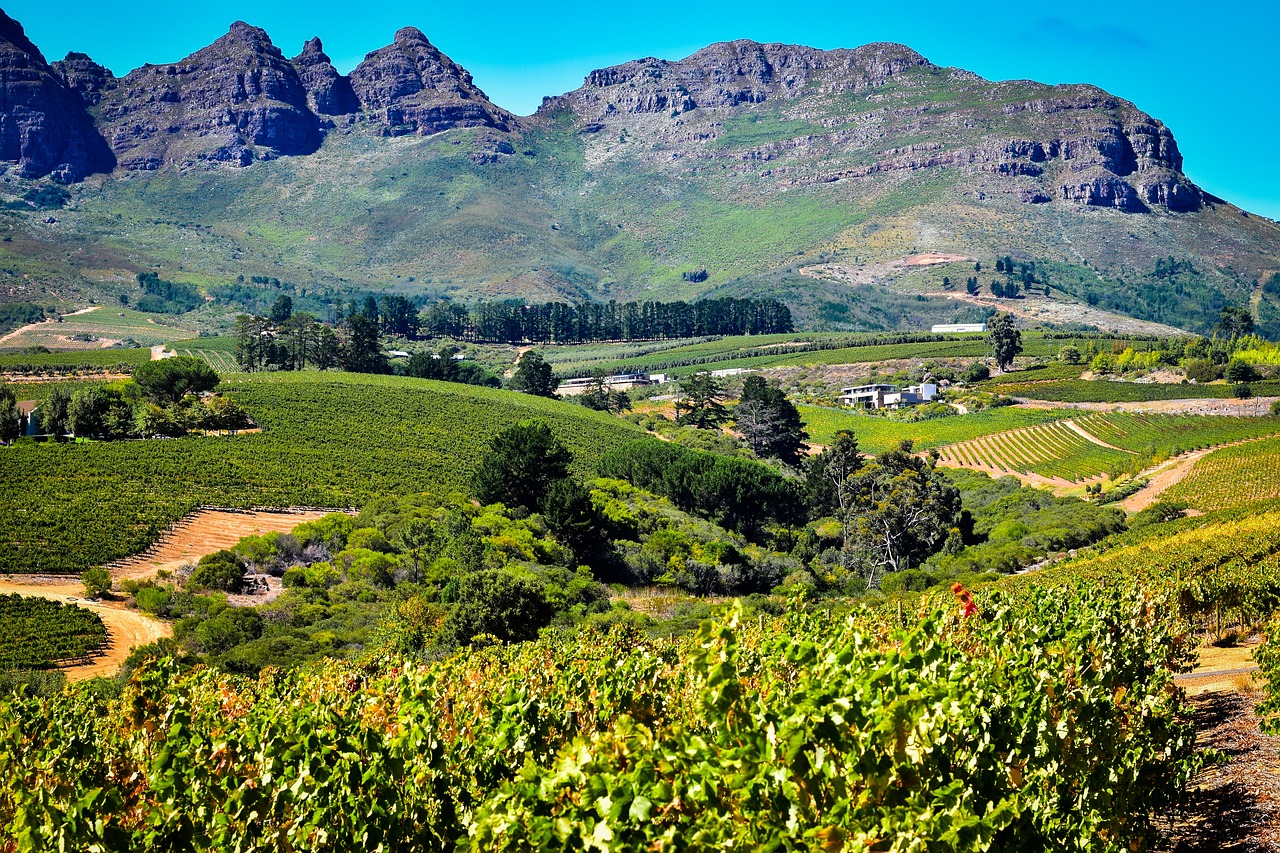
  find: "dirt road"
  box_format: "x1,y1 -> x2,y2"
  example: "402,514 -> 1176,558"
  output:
1116,435 -> 1280,513
0,579 -> 170,681
0,305 -> 102,346
1020,397 -> 1280,417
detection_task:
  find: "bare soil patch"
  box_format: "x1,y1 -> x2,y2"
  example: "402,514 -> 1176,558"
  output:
1018,397 -> 1280,417
107,508 -> 346,581
0,578 -> 170,681
1158,689 -> 1280,852
901,253 -> 973,267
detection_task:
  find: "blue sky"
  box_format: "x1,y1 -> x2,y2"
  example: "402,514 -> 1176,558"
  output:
9,0 -> 1278,218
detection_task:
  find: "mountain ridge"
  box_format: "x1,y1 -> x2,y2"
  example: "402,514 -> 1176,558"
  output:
0,11 -> 1202,217
0,9 -> 1277,338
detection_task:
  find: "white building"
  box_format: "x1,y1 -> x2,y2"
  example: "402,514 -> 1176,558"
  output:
839,383 -> 939,410
931,323 -> 987,333
557,372 -> 663,396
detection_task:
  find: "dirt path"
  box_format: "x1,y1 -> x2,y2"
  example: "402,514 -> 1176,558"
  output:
1019,397 -> 1280,417
1117,435 -> 1280,513
107,508 -> 345,581
0,305 -> 101,346
1159,689 -> 1280,851
0,579 -> 170,681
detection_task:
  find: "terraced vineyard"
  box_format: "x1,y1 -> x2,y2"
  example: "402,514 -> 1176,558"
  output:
1164,435 -> 1280,510
937,412 -> 1280,483
938,419 -> 1124,482
169,336 -> 241,372
178,348 -> 239,372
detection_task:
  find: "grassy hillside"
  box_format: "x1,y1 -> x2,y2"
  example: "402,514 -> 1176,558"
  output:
0,372 -> 642,574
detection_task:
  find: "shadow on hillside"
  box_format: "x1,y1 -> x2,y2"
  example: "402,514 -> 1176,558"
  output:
1158,690 -> 1280,853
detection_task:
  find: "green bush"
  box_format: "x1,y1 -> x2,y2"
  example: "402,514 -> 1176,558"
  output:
188,550 -> 248,593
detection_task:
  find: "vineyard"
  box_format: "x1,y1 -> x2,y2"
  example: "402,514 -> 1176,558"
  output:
0,347 -> 150,376
178,348 -> 239,372
0,595 -> 107,670
0,308 -> 198,350
1019,508 -> 1280,634
167,337 -> 241,372
935,412 -> 1280,483
1164,435 -> 1280,510
799,404 -> 1071,454
989,377 -> 1280,403
552,332 -> 1148,379
0,372 -> 642,574
0,578 -> 1198,852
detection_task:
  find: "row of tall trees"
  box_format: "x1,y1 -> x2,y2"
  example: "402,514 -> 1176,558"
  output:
233,313 -> 383,375
426,297 -> 793,344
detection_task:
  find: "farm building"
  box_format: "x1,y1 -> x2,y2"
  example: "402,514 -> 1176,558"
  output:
16,401 -> 39,437
839,383 -> 939,410
557,372 -> 665,396
931,323 -> 987,333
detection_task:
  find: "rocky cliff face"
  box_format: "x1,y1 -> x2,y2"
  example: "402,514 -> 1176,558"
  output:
0,14 -> 1206,213
347,27 -> 514,136
50,53 -> 116,107
558,40 -> 931,117
78,21 -> 512,171
546,41 -> 1201,212
0,11 -> 113,181
290,38 -> 356,118
93,22 -> 320,170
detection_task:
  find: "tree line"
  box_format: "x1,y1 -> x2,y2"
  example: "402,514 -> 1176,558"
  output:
1,357 -> 251,442
422,297 -> 793,343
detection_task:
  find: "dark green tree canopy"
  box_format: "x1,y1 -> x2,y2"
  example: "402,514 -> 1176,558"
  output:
189,549 -> 248,593
1218,305 -> 1255,338
842,443 -> 962,586
343,314 -> 390,375
597,438 -> 802,539
132,356 -> 219,404
735,375 -> 808,465
804,429 -> 863,519
511,351 -> 559,398
472,420 -> 574,512
986,311 -> 1022,371
0,382 -> 17,444
269,295 -> 294,324
675,371 -> 727,429
441,570 -> 553,647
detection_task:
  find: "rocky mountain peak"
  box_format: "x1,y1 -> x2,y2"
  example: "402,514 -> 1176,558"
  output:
219,21 -> 277,52
348,28 -> 514,136
0,8 -> 45,64
553,38 -> 935,121
51,52 -> 115,106
93,20 -> 319,170
291,37 -> 357,116
0,11 -> 113,180
393,26 -> 432,47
